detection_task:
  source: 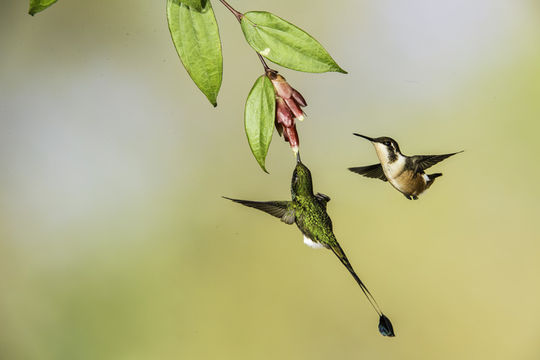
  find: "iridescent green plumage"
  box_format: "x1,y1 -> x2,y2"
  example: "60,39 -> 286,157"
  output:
224,153 -> 395,337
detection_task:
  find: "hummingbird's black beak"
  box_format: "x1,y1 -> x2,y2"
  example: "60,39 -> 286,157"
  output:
296,151 -> 302,164
353,133 -> 375,142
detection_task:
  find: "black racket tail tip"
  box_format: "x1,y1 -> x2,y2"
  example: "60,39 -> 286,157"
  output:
378,314 -> 395,337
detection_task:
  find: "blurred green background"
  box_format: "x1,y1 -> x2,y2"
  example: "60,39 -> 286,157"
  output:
1,0 -> 540,359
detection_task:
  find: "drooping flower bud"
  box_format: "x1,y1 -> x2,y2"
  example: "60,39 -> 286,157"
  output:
291,88 -> 307,107
275,119 -> 284,137
284,98 -> 304,121
283,125 -> 299,153
266,69 -> 307,153
276,97 -> 294,128
268,72 -> 293,99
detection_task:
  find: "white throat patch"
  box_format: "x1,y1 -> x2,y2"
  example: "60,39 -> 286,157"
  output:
373,142 -> 391,162
303,235 -> 324,249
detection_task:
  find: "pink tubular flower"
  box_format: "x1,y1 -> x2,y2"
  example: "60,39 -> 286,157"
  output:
283,125 -> 299,152
267,70 -> 307,153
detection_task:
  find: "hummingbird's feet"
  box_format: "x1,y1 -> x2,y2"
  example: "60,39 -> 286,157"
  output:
404,194 -> 418,200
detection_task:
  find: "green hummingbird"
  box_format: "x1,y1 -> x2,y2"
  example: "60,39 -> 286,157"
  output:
224,153 -> 395,337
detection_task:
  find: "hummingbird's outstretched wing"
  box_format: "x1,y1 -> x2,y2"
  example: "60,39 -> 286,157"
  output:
223,197 -> 295,224
348,164 -> 387,182
410,151 -> 463,173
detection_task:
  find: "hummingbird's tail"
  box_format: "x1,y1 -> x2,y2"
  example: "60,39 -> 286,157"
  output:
329,244 -> 382,315
426,173 -> 443,188
329,242 -> 395,337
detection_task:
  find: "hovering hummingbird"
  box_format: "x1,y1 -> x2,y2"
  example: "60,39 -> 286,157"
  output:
349,133 -> 462,200
224,153 -> 395,337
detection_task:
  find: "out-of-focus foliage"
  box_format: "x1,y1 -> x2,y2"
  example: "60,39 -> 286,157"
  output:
3,0 -> 540,359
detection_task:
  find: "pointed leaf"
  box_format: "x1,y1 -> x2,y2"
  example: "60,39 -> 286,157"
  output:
28,0 -> 58,15
245,75 -> 276,172
167,0 -> 223,106
241,11 -> 346,74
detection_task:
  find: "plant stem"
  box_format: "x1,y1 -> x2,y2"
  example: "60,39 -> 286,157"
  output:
218,0 -> 243,21
257,53 -> 270,71
218,0 -> 272,73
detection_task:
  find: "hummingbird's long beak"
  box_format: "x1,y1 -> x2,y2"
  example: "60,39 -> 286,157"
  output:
353,133 -> 375,142
296,151 -> 302,164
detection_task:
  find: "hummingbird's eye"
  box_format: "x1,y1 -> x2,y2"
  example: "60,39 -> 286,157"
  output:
384,141 -> 391,146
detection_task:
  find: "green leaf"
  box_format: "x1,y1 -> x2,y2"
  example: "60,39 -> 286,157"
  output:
28,0 -> 58,15
245,75 -> 276,172
167,0 -> 223,106
178,0 -> 206,12
241,11 -> 346,74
